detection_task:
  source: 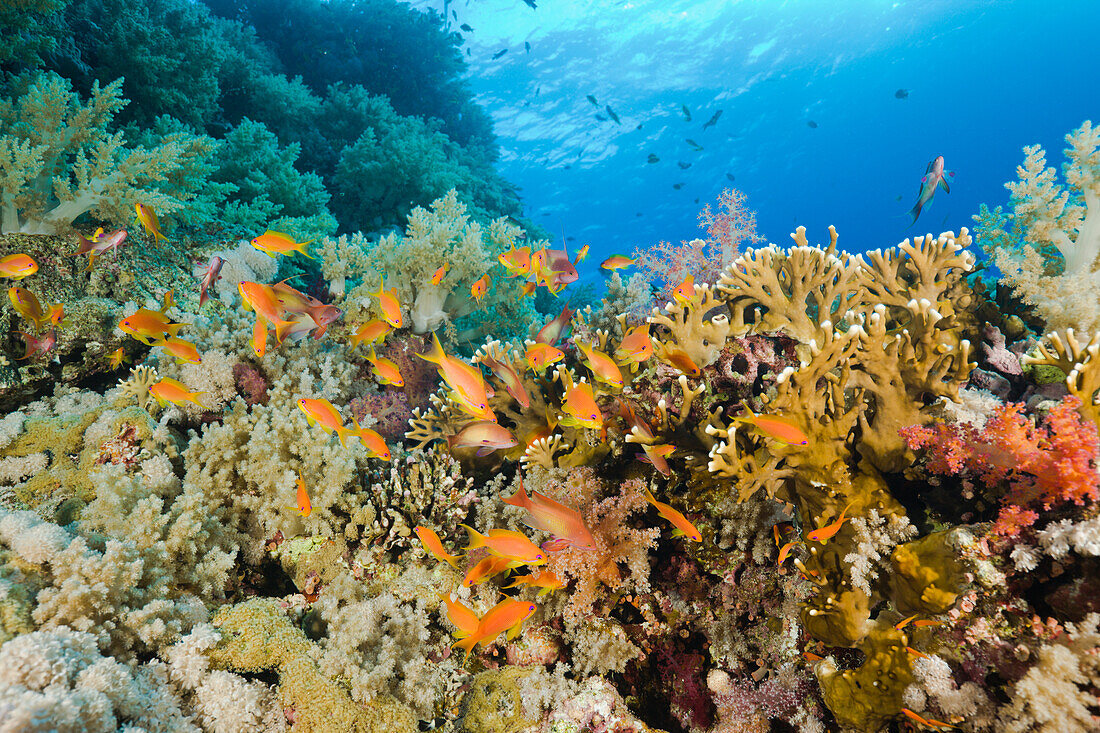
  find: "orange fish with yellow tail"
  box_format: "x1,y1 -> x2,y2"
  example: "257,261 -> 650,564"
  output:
418,333 -> 495,422
366,347 -> 404,387
481,353 -> 530,408
291,472 -> 312,517
372,278 -> 402,328
534,306 -> 573,345
470,274 -> 491,305
506,569 -> 563,595
559,382 -> 603,431
600,254 -> 634,270
431,263 -> 449,285
498,245 -> 532,277
349,319 -> 393,350
251,230 -> 314,259
134,204 -> 167,243
438,594 -> 480,638
150,377 -> 207,409
644,487 -> 702,542
415,526 -> 461,568
638,443 -> 675,476
462,555 -> 513,587
462,524 -> 546,566
525,342 -> 564,372
615,323 -> 653,365
451,597 -> 538,656
575,341 -> 623,388
160,336 -> 202,365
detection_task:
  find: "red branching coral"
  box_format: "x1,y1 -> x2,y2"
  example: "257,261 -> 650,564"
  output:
232,362 -> 269,406
901,396 -> 1100,537
535,467 -> 660,627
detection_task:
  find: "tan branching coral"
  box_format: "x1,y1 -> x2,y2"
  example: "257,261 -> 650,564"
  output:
1022,329 -> 1100,426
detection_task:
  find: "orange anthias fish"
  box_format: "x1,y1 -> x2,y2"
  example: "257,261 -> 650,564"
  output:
297,397 -> 356,446
576,341 -> 623,388
372,278 -> 403,328
615,323 -> 654,365
438,595 -> 480,638
900,708 -> 957,730
560,382 -> 603,431
499,245 -> 532,277
447,421 -> 518,456
135,204 -> 167,243
238,282 -> 295,340
806,502 -> 855,544
431,263 -> 450,285
352,419 -> 392,460
415,526 -> 460,568
661,345 -> 702,377
777,540 -> 799,565
292,472 -> 312,517
251,315 -> 268,358
573,244 -> 589,264
419,333 -> 495,422
0,254 -> 38,279
506,569 -> 563,595
617,399 -> 655,441
272,280 -> 343,339
735,404 -> 809,445
16,329 -> 56,360
462,525 -> 547,566
894,614 -> 920,631
638,443 -> 675,476
118,297 -> 186,345
107,347 -> 126,370
160,336 -> 202,364
470,274 -> 491,305
150,377 -> 207,409
534,307 -> 573,345
601,255 -> 635,270
71,229 -> 128,270
366,347 -> 404,387
251,230 -> 314,259
349,319 -> 393,350
671,274 -> 695,304
46,303 -> 64,328
451,598 -> 538,656
644,487 -> 702,542
481,354 -> 530,409
8,287 -> 49,333
462,555 -> 513,587
525,342 -> 564,372
520,281 -> 537,298
504,477 -> 596,550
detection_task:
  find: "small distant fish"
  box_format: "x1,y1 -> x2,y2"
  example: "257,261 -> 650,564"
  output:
644,487 -> 702,541
702,109 -> 723,130
907,155 -> 954,226
0,254 -> 38,280
416,527 -> 460,568
467,48 -> 471,56
586,94 -> 599,106
726,173 -> 736,182
525,41 -> 531,53
460,23 -> 473,31
573,244 -> 589,263
635,123 -> 643,130
807,120 -> 818,128
895,88 -> 909,99
372,278 -> 402,328
600,255 -> 634,271
677,161 -> 692,169
635,212 -> 643,217
685,138 -> 703,151
492,48 -> 508,60
197,255 -> 224,307
535,86 -> 540,96
672,183 -> 684,190
470,273 -> 491,305
646,153 -> 660,164
595,114 -> 607,122
604,105 -> 620,124
107,346 -> 126,370
521,0 -> 537,8
681,104 -> 691,122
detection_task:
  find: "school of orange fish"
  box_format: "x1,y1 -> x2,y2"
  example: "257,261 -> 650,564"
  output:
1,202 -> 918,659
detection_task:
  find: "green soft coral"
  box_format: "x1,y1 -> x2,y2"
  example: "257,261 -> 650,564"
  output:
0,72 -> 217,234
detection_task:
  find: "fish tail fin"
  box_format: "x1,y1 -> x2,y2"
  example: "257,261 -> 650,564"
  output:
164,322 -> 187,339
334,425 -> 350,448
273,319 -> 296,344
502,480 -> 530,509
451,634 -> 480,655
907,199 -> 923,226
643,486 -> 658,507
190,392 -> 210,410
461,523 -> 486,550
296,241 -> 315,259
70,234 -> 94,256
418,332 -> 447,366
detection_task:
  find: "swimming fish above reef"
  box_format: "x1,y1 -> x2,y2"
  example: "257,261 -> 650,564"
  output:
460,23 -> 473,31
605,104 -> 620,124
685,138 -> 703,151
907,154 -> 954,225
134,203 -> 167,244
681,104 -> 691,122
895,88 -> 909,99
702,109 -> 723,130
150,377 -> 207,409
70,229 -> 128,270
417,527 -> 461,568
644,487 -> 702,541
491,48 -> 508,60
251,230 -> 314,259
586,94 -> 599,106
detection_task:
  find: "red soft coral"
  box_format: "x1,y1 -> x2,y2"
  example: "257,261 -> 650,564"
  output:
902,397 -> 1099,538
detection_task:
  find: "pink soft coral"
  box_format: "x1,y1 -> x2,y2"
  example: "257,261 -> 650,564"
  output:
633,187 -> 761,299
901,396 -> 1100,537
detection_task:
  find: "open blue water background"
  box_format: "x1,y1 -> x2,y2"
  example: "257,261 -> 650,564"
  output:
408,0 -> 1097,283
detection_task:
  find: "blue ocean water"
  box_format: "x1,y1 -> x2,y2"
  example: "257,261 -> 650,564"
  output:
410,0 -> 1098,273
